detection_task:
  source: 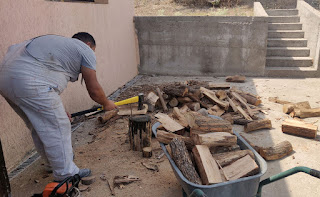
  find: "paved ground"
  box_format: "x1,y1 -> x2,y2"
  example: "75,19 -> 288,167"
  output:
10,76 -> 320,197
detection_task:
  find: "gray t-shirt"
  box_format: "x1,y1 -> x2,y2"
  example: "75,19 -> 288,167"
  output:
26,35 -> 96,82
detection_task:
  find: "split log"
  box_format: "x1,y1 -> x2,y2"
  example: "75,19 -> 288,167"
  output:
184,112 -> 197,128
221,113 -> 233,124
187,102 -> 201,111
259,141 -> 293,161
226,75 -> 246,83
156,88 -> 168,112
146,91 -> 159,112
170,138 -> 202,185
192,145 -> 223,184
200,87 -> 229,110
117,104 -> 148,116
244,119 -> 272,133
233,118 -> 252,125
237,106 -> 253,121
177,97 -> 193,103
208,83 -> 230,89
294,108 -> 320,118
168,97 -> 179,108
163,85 -> 189,97
191,115 -> 233,134
268,97 -> 291,105
282,119 -> 318,138
222,155 -> 259,181
283,101 -> 311,114
213,150 -> 254,167
180,105 -> 190,114
172,107 -> 189,127
208,105 -> 225,117
227,96 -> 238,112
216,90 -> 227,100
192,132 -> 237,147
98,109 -> 118,124
142,147 -> 153,158
156,130 -> 194,150
210,145 -> 241,154
155,113 -> 184,132
230,87 -> 261,106
188,93 -> 209,109
231,92 -> 254,117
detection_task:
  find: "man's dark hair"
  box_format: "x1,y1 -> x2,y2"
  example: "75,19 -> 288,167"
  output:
72,32 -> 96,47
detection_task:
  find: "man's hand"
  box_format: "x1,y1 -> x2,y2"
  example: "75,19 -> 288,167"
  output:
103,100 -> 118,111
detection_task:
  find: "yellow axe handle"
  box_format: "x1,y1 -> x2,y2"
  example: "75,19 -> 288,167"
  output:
114,96 -> 139,106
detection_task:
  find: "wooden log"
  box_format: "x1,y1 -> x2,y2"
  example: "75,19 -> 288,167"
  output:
268,97 -> 291,105
155,113 -> 184,132
192,132 -> 237,147
177,97 -> 193,103
231,92 -> 254,117
294,108 -> 320,118
172,107 -> 189,127
142,147 -> 153,158
244,119 -> 272,133
226,75 -> 246,83
208,83 -> 230,89
212,150 -> 255,167
117,104 -> 148,116
98,109 -> 118,124
259,141 -> 293,161
208,105 -> 225,117
192,145 -> 223,184
200,87 -> 229,110
156,130 -> 194,150
233,118 -> 252,125
216,90 -> 227,100
191,115 -> 233,134
221,113 -> 233,124
227,96 -> 238,112
237,106 -> 253,121
210,145 -> 241,154
163,85 -> 189,97
156,88 -> 168,112
184,112 -> 197,129
170,138 -> 202,184
222,155 -> 259,181
230,87 -> 261,106
188,93 -> 209,109
146,91 -> 159,112
187,102 -> 201,111
180,105 -> 190,114
283,101 -> 311,114
282,119 -> 318,138
168,97 -> 179,108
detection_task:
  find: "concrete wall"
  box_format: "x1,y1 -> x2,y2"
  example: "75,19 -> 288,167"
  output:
298,0 -> 320,69
135,16 -> 268,77
303,0 -> 320,9
0,0 -> 138,171
257,0 -> 297,9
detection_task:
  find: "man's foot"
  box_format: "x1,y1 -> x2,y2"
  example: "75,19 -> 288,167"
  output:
78,168 -> 92,178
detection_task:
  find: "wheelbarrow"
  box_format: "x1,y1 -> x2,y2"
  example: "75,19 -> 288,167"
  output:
152,119 -> 320,197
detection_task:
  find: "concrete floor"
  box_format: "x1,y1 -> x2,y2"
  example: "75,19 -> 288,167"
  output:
9,75 -> 320,197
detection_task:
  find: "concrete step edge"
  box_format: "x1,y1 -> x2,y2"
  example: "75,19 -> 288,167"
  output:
267,47 -> 310,50
266,57 -> 313,60
268,30 -> 304,33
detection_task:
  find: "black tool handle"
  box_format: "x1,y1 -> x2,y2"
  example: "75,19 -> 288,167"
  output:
71,106 -> 102,118
310,169 -> 320,179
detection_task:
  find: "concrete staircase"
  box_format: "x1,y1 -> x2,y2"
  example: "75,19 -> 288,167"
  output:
265,9 -> 318,77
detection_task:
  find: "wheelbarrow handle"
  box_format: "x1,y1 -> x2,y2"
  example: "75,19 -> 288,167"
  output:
310,169 -> 320,179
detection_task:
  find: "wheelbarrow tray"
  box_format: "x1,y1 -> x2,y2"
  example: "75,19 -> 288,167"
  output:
152,122 -> 267,197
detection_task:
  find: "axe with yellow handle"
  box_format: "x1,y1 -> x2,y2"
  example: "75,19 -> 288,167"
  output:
71,93 -> 144,118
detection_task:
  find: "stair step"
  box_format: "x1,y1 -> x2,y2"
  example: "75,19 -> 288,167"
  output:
266,9 -> 299,16
268,23 -> 302,30
267,38 -> 308,47
269,16 -> 300,23
265,66 -> 318,78
268,30 -> 304,38
267,47 -> 310,57
266,57 -> 313,67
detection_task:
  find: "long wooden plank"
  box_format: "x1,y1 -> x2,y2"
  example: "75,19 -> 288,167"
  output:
155,113 -> 184,132
227,96 -> 238,112
200,87 -> 229,110
222,155 -> 259,181
192,145 -> 223,185
192,132 -> 237,147
282,119 -> 317,138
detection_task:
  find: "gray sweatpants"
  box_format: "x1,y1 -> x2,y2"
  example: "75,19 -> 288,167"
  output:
0,41 -> 79,181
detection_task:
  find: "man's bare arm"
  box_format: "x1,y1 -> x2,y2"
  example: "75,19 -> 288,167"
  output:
81,66 -> 117,111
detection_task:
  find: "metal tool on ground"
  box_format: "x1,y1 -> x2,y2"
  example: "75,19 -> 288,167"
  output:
71,93 -> 144,117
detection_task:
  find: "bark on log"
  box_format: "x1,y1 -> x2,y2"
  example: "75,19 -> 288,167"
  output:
168,97 -> 179,108
213,150 -> 255,167
163,85 -> 189,97
98,109 -> 119,124
208,83 -> 230,89
259,141 -> 293,161
177,97 -> 193,103
192,132 -> 237,147
156,130 -> 194,150
191,115 -> 233,134
226,75 -> 246,83
200,87 -> 229,110
294,108 -> 320,118
244,119 -> 272,133
282,119 -> 318,138
170,138 -> 202,185
192,145 -> 223,184
142,147 -> 153,158
283,101 -> 311,114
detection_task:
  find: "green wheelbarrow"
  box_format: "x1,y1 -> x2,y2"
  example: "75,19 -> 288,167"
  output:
185,166 -> 320,197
